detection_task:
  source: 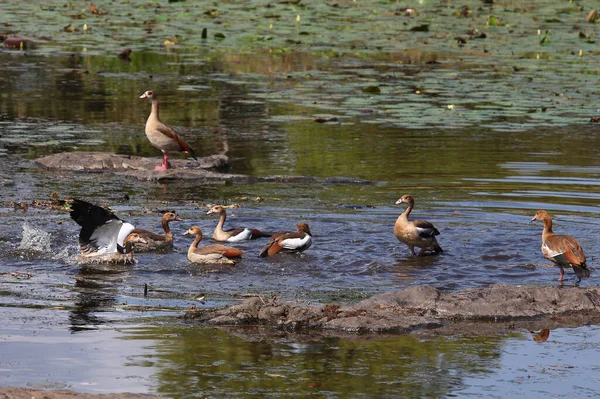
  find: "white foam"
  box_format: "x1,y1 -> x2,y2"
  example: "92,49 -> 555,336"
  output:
18,222 -> 53,253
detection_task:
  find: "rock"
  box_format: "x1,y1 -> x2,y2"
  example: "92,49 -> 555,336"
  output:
185,284 -> 600,335
35,152 -> 374,184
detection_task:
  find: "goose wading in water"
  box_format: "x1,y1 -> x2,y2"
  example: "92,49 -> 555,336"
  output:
531,210 -> 590,282
394,195 -> 442,256
66,199 -> 146,265
259,222 -> 312,258
183,226 -> 244,265
206,205 -> 270,242
131,212 -> 182,252
139,90 -> 198,170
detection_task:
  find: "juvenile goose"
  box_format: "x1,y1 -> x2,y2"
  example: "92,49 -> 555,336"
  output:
67,199 -> 145,264
139,90 -> 198,170
206,205 -> 269,242
259,222 -> 312,258
183,226 -> 244,265
131,212 -> 182,252
531,210 -> 590,282
394,195 -> 442,256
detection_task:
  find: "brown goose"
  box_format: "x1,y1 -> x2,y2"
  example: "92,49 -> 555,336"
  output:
206,205 -> 269,242
139,90 -> 198,170
67,199 -> 146,265
131,212 -> 182,252
183,226 -> 244,265
259,222 -> 312,258
531,210 -> 590,282
394,195 -> 442,256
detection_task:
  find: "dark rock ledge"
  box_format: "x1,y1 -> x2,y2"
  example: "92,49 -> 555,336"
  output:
35,152 -> 372,184
184,284 -> 600,334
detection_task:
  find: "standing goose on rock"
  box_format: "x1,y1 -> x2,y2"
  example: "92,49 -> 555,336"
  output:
259,222 -> 312,258
183,226 -> 244,265
531,210 -> 590,282
67,199 -> 145,264
206,205 -> 270,242
131,212 -> 182,252
394,195 -> 443,256
139,90 -> 198,170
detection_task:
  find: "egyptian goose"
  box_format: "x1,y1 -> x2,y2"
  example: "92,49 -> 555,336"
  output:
183,226 -> 244,265
139,90 -> 198,170
531,210 -> 590,282
259,222 -> 312,257
67,199 -> 146,264
394,195 -> 443,256
206,205 -> 269,242
131,212 -> 182,252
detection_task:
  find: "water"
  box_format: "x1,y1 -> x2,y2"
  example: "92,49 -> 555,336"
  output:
2,0 -> 600,396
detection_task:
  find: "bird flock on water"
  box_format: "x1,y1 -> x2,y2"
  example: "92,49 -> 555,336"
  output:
62,90 -> 591,284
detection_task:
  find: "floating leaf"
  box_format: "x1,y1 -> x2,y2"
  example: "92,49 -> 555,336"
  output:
585,9 -> 598,23
410,24 -> 429,32
63,24 -> 77,33
362,86 -> 381,94
488,15 -> 500,26
314,117 -> 339,123
214,32 -> 226,39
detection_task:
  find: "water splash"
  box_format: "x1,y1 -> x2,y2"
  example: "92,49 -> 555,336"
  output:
18,222 -> 53,253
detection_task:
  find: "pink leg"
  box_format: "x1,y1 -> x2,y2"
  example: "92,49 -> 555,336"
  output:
154,153 -> 170,171
557,267 -> 565,281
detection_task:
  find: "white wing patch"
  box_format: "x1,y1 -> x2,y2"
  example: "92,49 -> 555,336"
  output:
118,223 -> 135,247
281,235 -> 312,251
226,228 -> 252,242
542,243 -> 563,258
89,219 -> 123,254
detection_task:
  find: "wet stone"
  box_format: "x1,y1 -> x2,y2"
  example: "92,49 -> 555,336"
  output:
185,284 -> 600,335
35,152 -> 373,184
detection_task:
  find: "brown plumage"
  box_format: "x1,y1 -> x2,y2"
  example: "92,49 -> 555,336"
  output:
139,90 -> 198,170
531,210 -> 589,282
206,205 -> 269,242
259,222 -> 312,258
394,195 -> 442,256
131,212 -> 182,252
183,226 -> 243,265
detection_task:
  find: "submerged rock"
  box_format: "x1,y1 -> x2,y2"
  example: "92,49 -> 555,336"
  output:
185,284 -> 600,334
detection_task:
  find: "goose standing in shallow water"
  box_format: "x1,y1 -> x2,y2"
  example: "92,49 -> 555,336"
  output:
183,226 -> 244,265
206,205 -> 269,242
394,195 -> 442,256
139,90 -> 198,170
67,199 -> 146,264
259,222 -> 312,257
131,212 -> 182,252
531,210 -> 590,282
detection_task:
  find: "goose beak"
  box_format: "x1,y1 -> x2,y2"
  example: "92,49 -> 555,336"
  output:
395,199 -> 403,205
530,216 -> 536,223
174,216 -> 183,222
139,93 -> 147,99
183,230 -> 190,236
206,209 -> 214,215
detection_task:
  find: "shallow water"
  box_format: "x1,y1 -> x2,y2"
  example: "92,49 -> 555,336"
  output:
2,0 -> 600,396
2,310 -> 600,398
